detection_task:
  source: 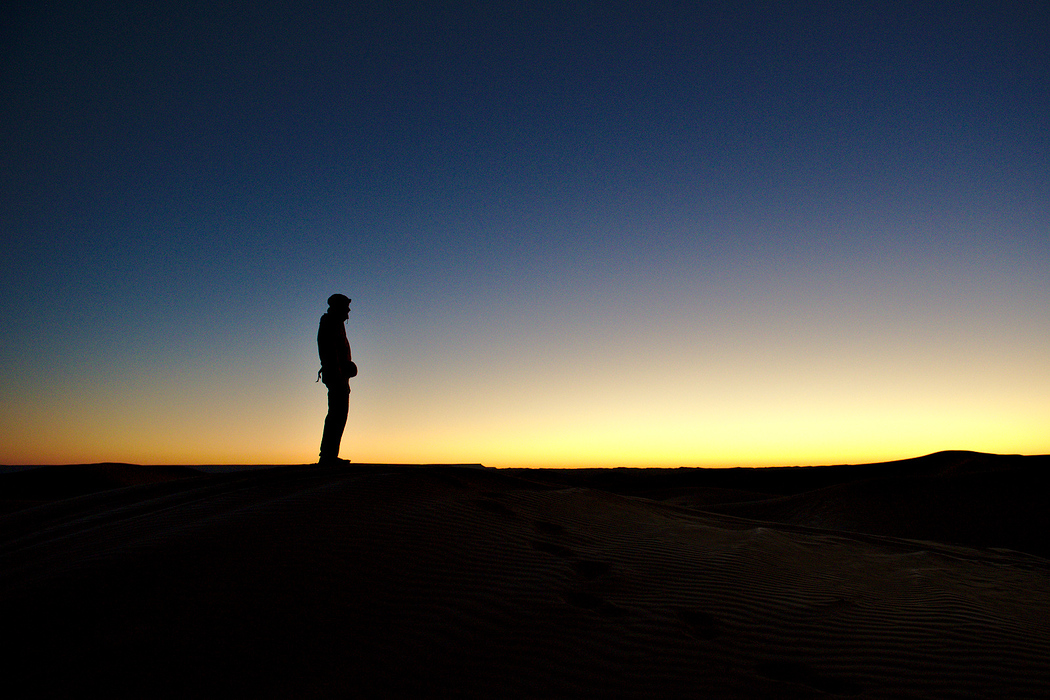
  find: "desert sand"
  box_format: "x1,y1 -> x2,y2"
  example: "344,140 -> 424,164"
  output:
2,452 -> 1049,698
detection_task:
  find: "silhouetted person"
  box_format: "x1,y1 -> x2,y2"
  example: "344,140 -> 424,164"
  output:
317,294 -> 356,465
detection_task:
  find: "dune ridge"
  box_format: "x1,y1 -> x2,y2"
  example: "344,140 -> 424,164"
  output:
2,453 -> 1049,698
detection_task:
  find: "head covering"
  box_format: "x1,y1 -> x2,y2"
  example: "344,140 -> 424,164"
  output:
327,294 -> 351,310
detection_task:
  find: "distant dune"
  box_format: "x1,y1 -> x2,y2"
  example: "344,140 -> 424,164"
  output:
2,452 -> 1049,698
505,451 -> 1050,558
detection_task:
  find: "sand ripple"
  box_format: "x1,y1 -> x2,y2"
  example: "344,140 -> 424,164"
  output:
2,462 -> 1049,698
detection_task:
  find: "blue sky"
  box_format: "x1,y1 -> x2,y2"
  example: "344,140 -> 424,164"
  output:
2,1 -> 1048,466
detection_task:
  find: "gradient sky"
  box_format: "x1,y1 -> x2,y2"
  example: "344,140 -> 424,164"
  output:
2,1 -> 1048,467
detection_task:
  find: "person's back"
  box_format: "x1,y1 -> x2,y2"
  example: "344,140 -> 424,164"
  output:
318,311 -> 353,382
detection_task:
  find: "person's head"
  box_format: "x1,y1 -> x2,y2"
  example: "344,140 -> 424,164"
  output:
327,294 -> 351,320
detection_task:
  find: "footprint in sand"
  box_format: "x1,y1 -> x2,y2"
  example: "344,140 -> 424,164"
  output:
528,539 -> 610,579
674,608 -> 722,640
755,660 -> 863,696
528,533 -> 624,617
529,539 -> 576,558
474,497 -> 517,517
532,519 -> 565,535
570,559 -> 611,579
561,590 -> 629,618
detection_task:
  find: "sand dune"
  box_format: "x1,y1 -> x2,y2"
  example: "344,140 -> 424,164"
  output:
508,452 -> 1050,558
2,453 -> 1049,698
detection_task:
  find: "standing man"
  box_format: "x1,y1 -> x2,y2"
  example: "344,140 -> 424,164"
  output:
317,293 -> 356,465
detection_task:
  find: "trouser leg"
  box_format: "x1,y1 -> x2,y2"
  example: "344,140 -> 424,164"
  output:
319,382 -> 350,460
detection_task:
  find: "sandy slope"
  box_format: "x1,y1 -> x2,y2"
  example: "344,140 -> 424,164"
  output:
2,456 -> 1049,698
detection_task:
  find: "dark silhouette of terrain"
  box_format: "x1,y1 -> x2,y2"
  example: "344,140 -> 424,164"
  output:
0,463 -> 200,514
2,452 -> 1049,699
507,451 -> 1050,558
4,451 -> 1048,556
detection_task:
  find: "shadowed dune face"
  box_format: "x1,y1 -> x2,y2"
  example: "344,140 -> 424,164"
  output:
702,467 -> 1050,556
2,457 -> 1050,698
507,452 -> 1050,558
0,463 -> 201,514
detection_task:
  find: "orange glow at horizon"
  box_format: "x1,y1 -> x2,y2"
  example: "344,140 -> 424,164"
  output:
4,1 -> 1049,473
2,225 -> 1048,469
3,329 -> 1046,468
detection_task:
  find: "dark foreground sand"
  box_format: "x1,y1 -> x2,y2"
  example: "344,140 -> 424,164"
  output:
2,452 -> 1049,698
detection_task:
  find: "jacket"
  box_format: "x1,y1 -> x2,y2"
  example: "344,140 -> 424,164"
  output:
317,312 -> 353,384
